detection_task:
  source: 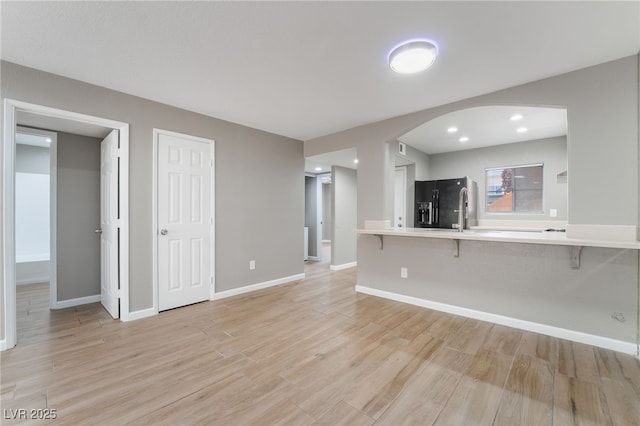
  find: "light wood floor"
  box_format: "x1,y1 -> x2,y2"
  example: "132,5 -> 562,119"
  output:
2,262 -> 639,425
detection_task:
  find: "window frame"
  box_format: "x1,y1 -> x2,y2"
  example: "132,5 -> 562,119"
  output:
485,162 -> 544,214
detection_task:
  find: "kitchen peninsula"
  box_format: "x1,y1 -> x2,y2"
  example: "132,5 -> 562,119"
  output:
356,222 -> 640,356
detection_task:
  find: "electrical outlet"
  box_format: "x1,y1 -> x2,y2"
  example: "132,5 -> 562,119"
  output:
249,260 -> 256,270
549,208 -> 557,217
400,267 -> 408,279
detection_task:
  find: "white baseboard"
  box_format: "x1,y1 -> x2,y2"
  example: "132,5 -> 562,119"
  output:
0,339 -> 8,351
52,294 -> 101,310
356,285 -> 639,356
306,256 -> 321,261
212,273 -> 305,301
125,307 -> 157,322
330,261 -> 357,271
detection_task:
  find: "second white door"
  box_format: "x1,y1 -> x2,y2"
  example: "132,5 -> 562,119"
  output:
100,129 -> 120,319
158,132 -> 213,311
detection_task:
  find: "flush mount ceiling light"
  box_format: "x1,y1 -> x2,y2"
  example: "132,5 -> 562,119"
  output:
459,136 -> 469,143
510,114 -> 524,121
447,126 -> 458,133
389,40 -> 438,74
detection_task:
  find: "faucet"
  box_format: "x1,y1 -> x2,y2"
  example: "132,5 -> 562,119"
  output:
457,187 -> 468,232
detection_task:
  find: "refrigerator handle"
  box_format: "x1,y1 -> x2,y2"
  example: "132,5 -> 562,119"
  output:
433,189 -> 439,225
427,201 -> 433,225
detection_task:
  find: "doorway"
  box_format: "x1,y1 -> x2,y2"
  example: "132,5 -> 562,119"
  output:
2,99 -> 130,350
394,166 -> 407,228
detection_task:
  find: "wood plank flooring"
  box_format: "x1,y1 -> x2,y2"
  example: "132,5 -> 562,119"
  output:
2,260 -> 639,425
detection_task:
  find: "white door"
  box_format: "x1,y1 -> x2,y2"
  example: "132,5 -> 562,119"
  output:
100,130 -> 120,319
158,132 -> 212,311
394,167 -> 407,228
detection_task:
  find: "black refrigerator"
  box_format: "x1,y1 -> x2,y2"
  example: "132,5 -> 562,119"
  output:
414,177 -> 477,229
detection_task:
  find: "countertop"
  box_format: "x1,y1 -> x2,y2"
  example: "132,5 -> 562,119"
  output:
356,227 -> 640,250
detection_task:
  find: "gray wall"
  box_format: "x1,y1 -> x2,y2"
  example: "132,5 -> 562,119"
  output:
331,166 -> 357,267
16,144 -> 50,174
56,132 -> 101,301
429,136 -> 568,221
322,182 -> 332,241
358,236 -> 638,344
304,176 -> 318,258
389,141 -> 430,228
305,55 -> 639,230
304,54 -> 639,349
1,60 -> 304,329
390,140 -> 430,180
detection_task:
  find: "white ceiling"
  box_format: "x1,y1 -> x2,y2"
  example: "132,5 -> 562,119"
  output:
2,2 -> 638,143
305,148 -> 358,174
400,106 -> 567,155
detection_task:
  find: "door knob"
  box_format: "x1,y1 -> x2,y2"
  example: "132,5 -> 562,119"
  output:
94,228 -> 102,234
160,229 -> 168,236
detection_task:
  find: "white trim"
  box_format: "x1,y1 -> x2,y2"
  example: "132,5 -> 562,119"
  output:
152,129 -> 216,313
152,130 -> 159,315
356,285 -> 638,356
52,294 -> 101,310
126,307 -> 157,322
306,256 -> 321,261
394,166 -> 407,229
0,339 -> 7,351
50,129 -> 58,312
330,261 -> 357,271
212,273 -> 305,301
119,126 -> 130,321
3,99 -> 18,350
2,99 -> 130,350
566,224 -> 638,242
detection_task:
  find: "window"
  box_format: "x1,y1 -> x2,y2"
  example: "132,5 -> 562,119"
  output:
486,164 -> 543,213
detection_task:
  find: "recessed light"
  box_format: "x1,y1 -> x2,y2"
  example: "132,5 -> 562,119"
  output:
45,138 -> 52,143
389,40 -> 438,74
510,114 -> 524,121
353,159 -> 359,164
516,127 -> 528,133
459,136 -> 469,142
447,126 -> 458,133
315,167 -> 322,171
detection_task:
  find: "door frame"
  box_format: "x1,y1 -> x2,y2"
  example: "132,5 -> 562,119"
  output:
2,99 -> 130,350
152,128 -> 215,314
394,166 -> 407,228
